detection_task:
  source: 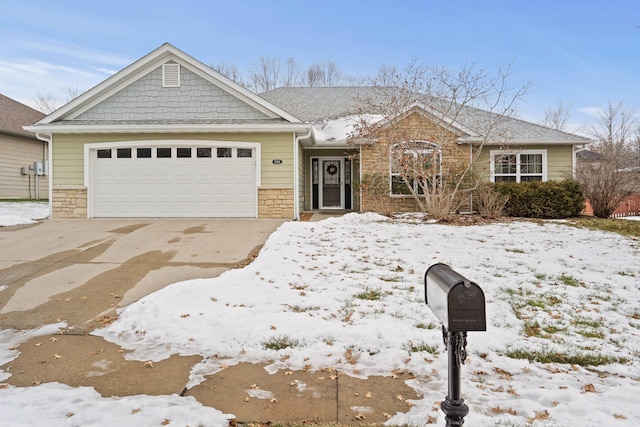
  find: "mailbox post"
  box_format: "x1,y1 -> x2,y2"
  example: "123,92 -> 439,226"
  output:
425,263 -> 486,426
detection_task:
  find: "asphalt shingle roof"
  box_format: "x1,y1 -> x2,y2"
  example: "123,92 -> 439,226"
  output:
0,94 -> 45,139
260,87 -> 592,144
260,87 -> 380,122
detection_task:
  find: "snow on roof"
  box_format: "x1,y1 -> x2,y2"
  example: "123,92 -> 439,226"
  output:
261,87 -> 593,145
311,114 -> 383,143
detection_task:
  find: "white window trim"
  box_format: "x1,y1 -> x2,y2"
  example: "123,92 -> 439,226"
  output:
389,140 -> 442,196
489,149 -> 547,182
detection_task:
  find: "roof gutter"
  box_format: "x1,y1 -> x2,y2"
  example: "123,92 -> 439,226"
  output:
23,123 -> 312,134
457,137 -> 593,145
2,129 -> 44,140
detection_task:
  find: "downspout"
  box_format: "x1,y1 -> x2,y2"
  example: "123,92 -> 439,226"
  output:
572,144 -> 586,179
294,128 -> 312,220
36,132 -> 52,218
359,144 -> 363,212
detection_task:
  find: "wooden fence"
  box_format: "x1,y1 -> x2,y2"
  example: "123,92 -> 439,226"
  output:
583,195 -> 640,217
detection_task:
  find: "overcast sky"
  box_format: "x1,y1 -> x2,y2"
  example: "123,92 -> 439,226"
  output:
1,0 -> 638,129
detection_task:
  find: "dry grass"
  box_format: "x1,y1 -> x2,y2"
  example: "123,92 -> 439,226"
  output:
571,216 -> 640,238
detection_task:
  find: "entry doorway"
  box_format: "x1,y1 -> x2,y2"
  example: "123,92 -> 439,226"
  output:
311,157 -> 352,210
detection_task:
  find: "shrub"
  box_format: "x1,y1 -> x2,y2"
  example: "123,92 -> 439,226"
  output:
494,180 -> 585,219
474,182 -> 509,218
358,172 -> 394,216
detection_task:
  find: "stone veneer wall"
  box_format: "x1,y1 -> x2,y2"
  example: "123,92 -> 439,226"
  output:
358,111 -> 469,214
258,188 -> 294,219
52,188 -> 87,218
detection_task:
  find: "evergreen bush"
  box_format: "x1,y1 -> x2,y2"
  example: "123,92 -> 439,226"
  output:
494,180 -> 584,219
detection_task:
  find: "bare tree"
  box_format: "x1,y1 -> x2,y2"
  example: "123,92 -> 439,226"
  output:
576,100 -> 639,218
211,61 -> 244,85
633,125 -> 640,159
541,101 -> 573,131
32,92 -> 59,114
306,64 -> 322,87
350,60 -> 529,219
577,153 -> 637,218
247,56 -> 302,92
32,85 -> 81,114
248,56 -> 281,92
587,101 -> 637,152
282,58 -> 302,88
306,60 -> 342,87
370,64 -> 399,86
343,73 -> 368,86
211,56 -> 354,91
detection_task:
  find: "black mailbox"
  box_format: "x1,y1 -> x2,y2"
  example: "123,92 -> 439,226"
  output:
425,263 -> 486,332
424,263 -> 486,426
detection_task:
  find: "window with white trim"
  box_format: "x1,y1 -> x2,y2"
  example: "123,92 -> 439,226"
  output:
390,141 -> 441,195
491,150 -> 546,182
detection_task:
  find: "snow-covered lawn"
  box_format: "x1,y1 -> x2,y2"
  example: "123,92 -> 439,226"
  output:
1,206 -> 640,426
0,201 -> 49,226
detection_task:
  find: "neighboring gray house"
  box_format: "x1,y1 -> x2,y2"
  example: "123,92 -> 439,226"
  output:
0,94 -> 48,199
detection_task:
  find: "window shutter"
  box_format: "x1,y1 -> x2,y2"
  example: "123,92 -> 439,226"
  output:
162,63 -> 180,87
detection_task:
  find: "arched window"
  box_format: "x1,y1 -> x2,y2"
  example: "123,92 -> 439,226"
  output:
389,140 -> 442,195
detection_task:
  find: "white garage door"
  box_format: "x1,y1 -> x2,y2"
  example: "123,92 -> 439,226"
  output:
90,145 -> 257,217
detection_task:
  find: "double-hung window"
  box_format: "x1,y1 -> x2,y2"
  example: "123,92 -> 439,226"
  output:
390,141 -> 441,195
491,150 -> 546,182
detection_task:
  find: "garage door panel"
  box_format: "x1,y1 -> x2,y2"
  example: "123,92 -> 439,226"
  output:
91,145 -> 257,217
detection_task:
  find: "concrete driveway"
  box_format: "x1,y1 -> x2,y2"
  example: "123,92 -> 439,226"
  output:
0,218 -> 286,331
0,216 -> 421,424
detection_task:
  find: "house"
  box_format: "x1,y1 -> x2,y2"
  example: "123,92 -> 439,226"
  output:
0,94 -> 47,199
261,87 -> 593,213
25,43 -> 592,219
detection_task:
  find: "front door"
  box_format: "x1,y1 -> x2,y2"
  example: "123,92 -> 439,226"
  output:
321,159 -> 342,208
310,157 -> 353,210
311,157 -> 352,210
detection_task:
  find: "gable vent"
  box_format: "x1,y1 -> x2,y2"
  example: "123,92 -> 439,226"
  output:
162,63 -> 180,87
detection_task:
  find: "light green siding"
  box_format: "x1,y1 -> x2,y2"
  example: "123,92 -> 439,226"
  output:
474,144 -> 574,182
258,134 -> 294,187
51,132 -> 295,188
545,145 -> 574,180
51,135 -> 85,187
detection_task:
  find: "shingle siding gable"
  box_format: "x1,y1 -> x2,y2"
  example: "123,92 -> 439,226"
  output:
78,66 -> 270,121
